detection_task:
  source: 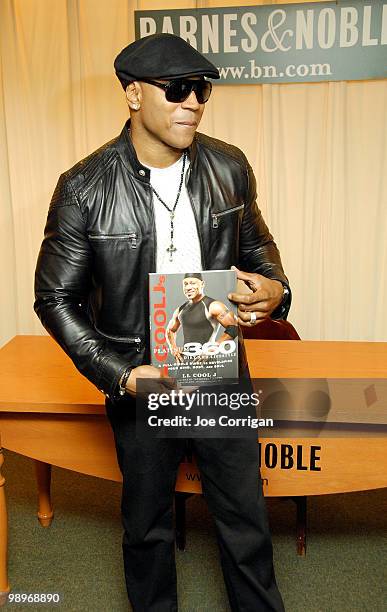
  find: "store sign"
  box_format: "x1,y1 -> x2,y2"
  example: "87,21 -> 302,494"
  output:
135,1 -> 387,84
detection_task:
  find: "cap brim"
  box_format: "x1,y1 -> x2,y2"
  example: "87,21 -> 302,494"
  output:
125,69 -> 220,81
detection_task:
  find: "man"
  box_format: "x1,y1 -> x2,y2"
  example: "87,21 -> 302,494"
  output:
35,34 -> 290,611
166,272 -> 238,363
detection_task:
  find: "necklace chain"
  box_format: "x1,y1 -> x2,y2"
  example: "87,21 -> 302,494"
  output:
150,152 -> 187,262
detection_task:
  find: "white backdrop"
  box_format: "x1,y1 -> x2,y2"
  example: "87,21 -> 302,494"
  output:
1,0 -> 386,347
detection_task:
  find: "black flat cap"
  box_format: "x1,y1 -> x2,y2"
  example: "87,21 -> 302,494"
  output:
114,33 -> 219,88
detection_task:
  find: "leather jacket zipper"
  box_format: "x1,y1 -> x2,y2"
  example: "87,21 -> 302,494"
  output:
186,168 -> 206,269
149,189 -> 157,271
88,233 -> 137,248
94,327 -> 143,351
124,336 -> 142,351
212,204 -> 245,228
128,336 -> 142,352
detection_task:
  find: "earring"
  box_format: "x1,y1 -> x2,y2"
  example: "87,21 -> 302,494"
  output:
132,103 -> 140,110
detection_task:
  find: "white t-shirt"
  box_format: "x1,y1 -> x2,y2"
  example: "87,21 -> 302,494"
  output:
146,154 -> 203,273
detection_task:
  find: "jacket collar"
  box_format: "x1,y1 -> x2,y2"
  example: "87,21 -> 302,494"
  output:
115,118 -> 197,182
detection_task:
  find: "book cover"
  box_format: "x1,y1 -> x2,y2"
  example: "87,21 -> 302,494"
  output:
149,270 -> 239,385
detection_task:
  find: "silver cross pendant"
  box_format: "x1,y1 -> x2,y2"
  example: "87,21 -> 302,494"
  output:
166,244 -> 177,261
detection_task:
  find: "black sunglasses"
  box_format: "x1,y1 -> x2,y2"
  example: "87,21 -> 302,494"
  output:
139,78 -> 212,104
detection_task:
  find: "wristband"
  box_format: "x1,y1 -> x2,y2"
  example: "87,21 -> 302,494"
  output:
224,325 -> 238,338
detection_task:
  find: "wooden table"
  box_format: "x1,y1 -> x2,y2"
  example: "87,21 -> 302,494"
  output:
0,335 -> 386,603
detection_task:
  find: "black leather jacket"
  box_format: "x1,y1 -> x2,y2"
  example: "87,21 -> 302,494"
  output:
34,120 -> 291,398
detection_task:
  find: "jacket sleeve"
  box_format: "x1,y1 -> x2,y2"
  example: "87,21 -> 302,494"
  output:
238,160 -> 291,320
34,174 -> 131,397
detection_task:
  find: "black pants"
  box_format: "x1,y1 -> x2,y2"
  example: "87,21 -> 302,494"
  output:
105,397 -> 285,612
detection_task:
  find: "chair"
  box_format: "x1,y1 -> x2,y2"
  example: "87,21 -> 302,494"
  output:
241,318 -> 300,340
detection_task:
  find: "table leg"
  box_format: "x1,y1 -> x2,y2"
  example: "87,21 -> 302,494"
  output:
0,443 -> 10,606
175,492 -> 194,551
34,460 -> 54,527
292,495 -> 307,556
175,492 -> 186,551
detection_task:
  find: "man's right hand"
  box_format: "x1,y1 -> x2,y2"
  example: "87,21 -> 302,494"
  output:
125,365 -> 176,397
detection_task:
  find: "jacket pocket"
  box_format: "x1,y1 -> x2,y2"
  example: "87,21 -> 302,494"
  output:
211,204 -> 244,228
87,232 -> 138,249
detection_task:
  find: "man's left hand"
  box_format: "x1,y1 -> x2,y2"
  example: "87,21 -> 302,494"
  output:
228,266 -> 284,326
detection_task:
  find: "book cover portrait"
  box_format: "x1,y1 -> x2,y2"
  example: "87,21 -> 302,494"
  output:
149,270 -> 239,385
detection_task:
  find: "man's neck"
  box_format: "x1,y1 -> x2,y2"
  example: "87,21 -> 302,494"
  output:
190,294 -> 204,304
130,122 -> 183,168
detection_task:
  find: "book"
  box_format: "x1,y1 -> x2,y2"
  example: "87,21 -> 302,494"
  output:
149,270 -> 239,385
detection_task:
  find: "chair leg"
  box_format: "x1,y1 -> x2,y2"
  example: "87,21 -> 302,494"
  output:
0,444 -> 10,605
34,460 -> 54,527
175,492 -> 192,551
292,495 -> 307,556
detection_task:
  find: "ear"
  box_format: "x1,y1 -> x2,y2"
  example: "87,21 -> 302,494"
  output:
125,81 -> 142,111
